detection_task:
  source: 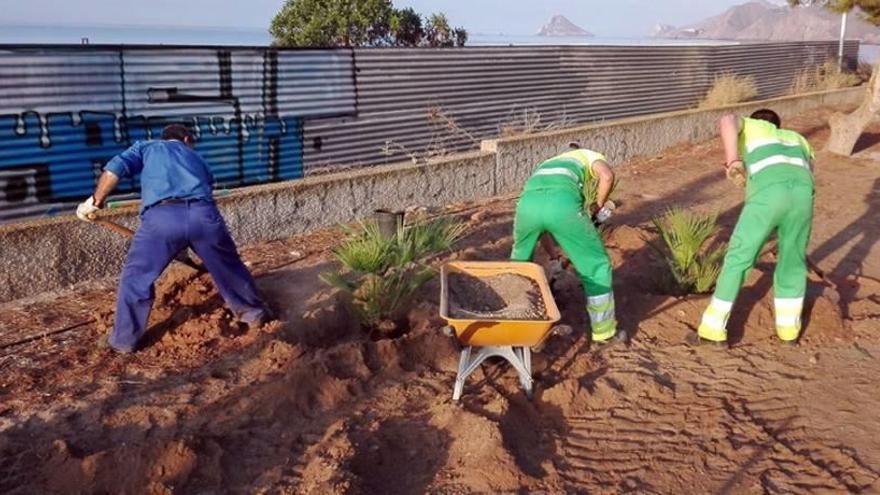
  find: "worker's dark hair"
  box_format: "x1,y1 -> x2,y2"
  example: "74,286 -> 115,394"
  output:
568,141 -> 581,150
749,109 -> 781,128
161,123 -> 192,141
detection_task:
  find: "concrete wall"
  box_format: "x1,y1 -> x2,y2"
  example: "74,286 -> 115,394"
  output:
0,151 -> 495,303
0,86 -> 863,303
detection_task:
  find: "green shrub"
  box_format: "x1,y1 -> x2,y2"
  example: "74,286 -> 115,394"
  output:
321,217 -> 467,332
649,208 -> 726,294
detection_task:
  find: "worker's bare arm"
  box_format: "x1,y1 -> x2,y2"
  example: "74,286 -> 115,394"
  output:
719,114 -> 743,167
92,171 -> 120,208
592,160 -> 614,209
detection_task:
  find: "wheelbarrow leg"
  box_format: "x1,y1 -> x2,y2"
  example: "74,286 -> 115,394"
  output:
453,346 -> 473,401
510,346 -> 534,399
453,346 -> 535,401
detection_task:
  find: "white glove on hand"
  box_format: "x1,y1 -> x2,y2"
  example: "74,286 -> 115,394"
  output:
726,162 -> 747,188
595,205 -> 613,224
76,196 -> 100,221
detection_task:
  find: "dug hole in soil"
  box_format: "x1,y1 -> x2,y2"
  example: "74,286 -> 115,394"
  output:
2,107 -> 880,493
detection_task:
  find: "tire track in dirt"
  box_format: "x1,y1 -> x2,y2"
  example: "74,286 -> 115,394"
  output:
546,341 -> 879,493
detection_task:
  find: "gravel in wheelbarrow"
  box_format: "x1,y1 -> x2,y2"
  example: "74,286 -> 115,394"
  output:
447,272 -> 549,321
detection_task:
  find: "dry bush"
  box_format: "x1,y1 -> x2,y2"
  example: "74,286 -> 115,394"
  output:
498,106 -> 574,137
699,73 -> 758,109
789,60 -> 862,95
380,105 -> 477,163
857,61 -> 874,83
425,105 -> 478,158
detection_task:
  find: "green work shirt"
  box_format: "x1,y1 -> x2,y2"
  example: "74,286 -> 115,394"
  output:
523,149 -> 607,202
739,117 -> 814,193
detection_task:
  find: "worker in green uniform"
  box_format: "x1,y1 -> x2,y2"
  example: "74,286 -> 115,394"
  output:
511,143 -> 620,344
698,109 -> 815,346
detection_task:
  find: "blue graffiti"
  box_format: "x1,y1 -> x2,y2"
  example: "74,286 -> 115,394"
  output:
0,111 -> 303,221
0,46 -> 356,222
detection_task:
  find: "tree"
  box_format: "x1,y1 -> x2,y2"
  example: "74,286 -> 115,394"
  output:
788,0 -> 880,155
788,1 -> 880,23
270,0 -> 467,48
389,7 -> 423,47
422,13 -> 467,48
424,13 -> 454,47
270,0 -> 393,47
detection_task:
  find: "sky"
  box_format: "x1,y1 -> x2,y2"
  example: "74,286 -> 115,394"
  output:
0,0 -> 788,38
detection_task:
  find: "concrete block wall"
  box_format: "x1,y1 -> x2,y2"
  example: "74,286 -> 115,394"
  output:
0,151 -> 495,303
0,86 -> 863,303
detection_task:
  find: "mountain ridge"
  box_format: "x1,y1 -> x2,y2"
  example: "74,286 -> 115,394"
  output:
653,1 -> 880,42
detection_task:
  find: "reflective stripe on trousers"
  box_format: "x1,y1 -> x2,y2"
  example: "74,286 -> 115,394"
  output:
775,297 -> 803,341
588,292 -> 617,340
698,297 -> 732,342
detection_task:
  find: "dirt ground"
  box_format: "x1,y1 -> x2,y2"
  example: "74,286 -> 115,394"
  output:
2,106 -> 880,494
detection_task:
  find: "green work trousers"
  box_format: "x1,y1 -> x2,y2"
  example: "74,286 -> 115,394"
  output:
699,179 -> 814,342
511,189 -> 616,341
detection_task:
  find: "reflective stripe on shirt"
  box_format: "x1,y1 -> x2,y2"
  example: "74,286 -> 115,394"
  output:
749,154 -> 810,175
531,167 -> 581,182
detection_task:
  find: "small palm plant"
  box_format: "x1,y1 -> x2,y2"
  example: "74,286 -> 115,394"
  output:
649,208 -> 726,294
321,216 -> 467,334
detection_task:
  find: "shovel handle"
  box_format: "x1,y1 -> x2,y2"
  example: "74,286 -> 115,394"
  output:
92,219 -> 135,238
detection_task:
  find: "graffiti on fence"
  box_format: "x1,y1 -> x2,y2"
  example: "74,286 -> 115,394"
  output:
0,47 -> 356,221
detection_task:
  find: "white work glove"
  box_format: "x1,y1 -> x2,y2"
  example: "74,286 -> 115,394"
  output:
76,196 -> 100,221
725,159 -> 747,188
595,205 -> 613,224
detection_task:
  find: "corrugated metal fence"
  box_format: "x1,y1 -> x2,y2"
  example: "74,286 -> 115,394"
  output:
0,45 -> 356,222
303,41 -> 859,169
0,41 -> 859,223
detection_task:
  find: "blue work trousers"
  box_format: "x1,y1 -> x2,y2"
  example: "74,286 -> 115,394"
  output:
109,201 -> 266,351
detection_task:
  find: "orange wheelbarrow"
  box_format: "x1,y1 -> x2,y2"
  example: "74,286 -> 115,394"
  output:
440,261 -> 561,400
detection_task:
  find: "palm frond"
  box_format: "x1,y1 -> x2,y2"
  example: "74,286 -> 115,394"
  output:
651,208 -> 726,294
323,216 -> 466,330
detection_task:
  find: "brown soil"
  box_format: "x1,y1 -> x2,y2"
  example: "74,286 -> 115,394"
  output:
448,272 -> 548,320
2,106 -> 880,493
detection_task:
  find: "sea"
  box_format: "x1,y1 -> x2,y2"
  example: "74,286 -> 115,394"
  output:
1,24 -> 877,61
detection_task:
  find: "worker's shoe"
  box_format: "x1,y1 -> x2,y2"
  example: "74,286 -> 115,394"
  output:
97,334 -> 135,354
775,297 -> 803,343
243,307 -> 276,331
697,297 -> 732,343
686,332 -> 729,349
591,329 -> 627,348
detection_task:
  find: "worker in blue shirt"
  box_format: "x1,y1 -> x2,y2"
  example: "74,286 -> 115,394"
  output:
76,124 -> 271,353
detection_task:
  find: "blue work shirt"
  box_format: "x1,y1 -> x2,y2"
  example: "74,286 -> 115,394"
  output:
104,140 -> 214,213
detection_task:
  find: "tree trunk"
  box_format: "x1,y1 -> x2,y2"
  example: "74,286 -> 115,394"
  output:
825,63 -> 880,156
